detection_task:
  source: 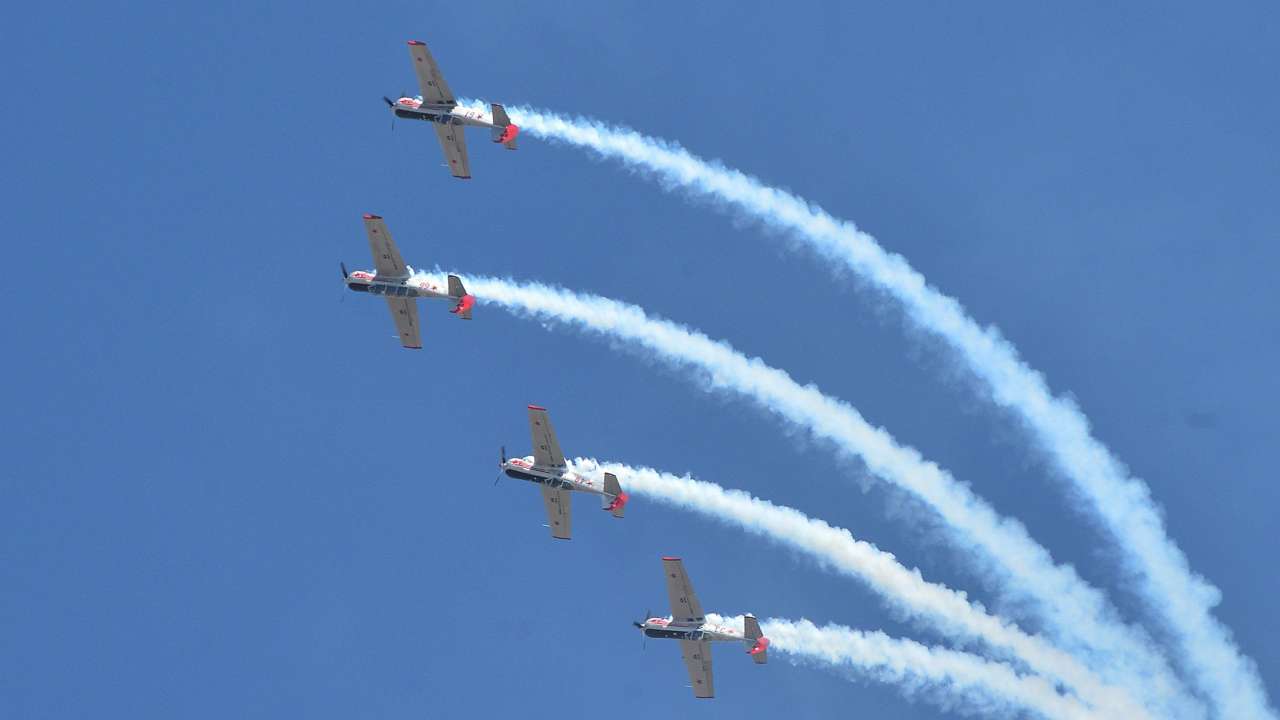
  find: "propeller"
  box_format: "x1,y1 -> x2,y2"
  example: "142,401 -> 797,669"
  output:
633,608 -> 651,649
633,608 -> 652,629
383,96 -> 398,132
340,261 -> 349,279
494,445 -> 507,485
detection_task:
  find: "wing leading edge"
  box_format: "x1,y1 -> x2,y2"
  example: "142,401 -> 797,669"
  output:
540,485 -> 572,540
679,639 -> 715,699
363,214 -> 408,280
433,123 -> 472,179
527,406 -> 566,468
385,297 -> 422,349
406,40 -> 455,105
662,557 -> 705,624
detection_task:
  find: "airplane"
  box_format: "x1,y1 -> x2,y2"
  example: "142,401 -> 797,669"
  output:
633,557 -> 769,699
341,213 -> 476,349
384,40 -> 519,180
499,405 -> 629,539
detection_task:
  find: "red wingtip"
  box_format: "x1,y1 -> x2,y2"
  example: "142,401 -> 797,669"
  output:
362,213 -> 382,220
527,404 -> 547,411
661,556 -> 681,561
749,637 -> 770,655
407,40 -> 424,46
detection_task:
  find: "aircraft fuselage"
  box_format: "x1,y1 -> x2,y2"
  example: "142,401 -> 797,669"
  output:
390,97 -> 501,130
344,271 -> 453,300
501,456 -> 612,500
638,617 -> 745,644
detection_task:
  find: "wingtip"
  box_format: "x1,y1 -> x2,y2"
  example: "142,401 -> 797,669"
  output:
527,404 -> 547,411
661,556 -> 681,561
362,213 -> 382,220
407,40 -> 425,46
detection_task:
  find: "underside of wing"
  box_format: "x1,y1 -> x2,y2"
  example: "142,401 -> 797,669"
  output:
540,486 -> 571,540
385,297 -> 422,349
526,406 -> 566,468
363,214 -> 409,280
407,40 -> 455,105
679,639 -> 714,699
433,123 -> 471,179
662,557 -> 705,624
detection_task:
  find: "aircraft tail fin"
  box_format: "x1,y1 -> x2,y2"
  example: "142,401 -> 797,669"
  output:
602,472 -> 628,518
491,103 -> 519,149
744,614 -> 768,664
447,274 -> 475,320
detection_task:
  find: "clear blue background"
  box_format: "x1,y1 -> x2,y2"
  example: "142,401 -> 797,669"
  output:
2,2 -> 1277,717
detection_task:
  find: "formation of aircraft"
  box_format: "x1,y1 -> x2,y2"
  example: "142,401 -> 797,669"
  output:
634,557 -> 769,698
341,213 -> 475,349
344,42 -> 770,699
384,40 -> 519,180
500,405 -> 628,539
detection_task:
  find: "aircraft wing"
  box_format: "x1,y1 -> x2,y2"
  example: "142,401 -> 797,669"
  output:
363,214 -> 409,280
433,123 -> 472,179
526,405 -> 566,468
662,557 -> 705,624
407,40 -> 455,105
385,297 -> 422,349
679,639 -> 715,699
540,485 -> 571,540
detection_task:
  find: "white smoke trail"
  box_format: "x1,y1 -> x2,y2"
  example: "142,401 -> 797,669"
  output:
452,273 -> 1190,716
472,103 -> 1271,719
576,459 -> 1142,718
705,614 -> 1097,720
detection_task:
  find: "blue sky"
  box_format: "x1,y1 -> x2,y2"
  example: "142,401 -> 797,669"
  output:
3,2 -> 1278,717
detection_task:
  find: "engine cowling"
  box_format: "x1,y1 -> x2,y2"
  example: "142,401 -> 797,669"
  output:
495,124 -> 520,144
